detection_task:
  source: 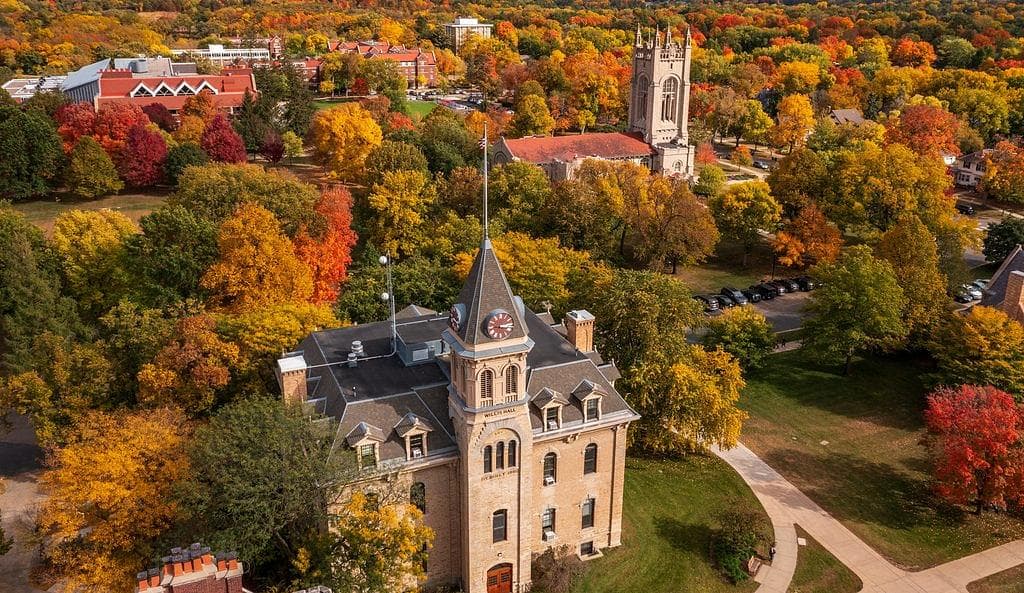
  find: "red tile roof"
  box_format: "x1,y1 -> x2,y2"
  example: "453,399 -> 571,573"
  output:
503,132 -> 655,163
95,68 -> 256,111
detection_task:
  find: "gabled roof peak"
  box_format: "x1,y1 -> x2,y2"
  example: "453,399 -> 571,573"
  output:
451,238 -> 528,347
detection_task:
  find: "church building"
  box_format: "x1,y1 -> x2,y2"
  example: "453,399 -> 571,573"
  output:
491,26 -> 695,181
277,237 -> 638,593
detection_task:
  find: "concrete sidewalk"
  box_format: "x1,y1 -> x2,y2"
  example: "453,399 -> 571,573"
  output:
714,443 -> 1024,593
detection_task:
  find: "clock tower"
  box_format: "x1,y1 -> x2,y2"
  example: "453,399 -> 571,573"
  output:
443,237 -> 536,592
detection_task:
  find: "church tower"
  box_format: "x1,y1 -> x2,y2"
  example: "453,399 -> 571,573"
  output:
442,238 -> 536,593
627,25 -> 695,177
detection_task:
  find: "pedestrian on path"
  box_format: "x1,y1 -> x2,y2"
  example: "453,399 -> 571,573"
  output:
769,544 -> 776,564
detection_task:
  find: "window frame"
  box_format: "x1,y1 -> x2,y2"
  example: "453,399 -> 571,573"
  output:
543,452 -> 557,484
585,398 -> 600,422
483,445 -> 493,473
541,507 -> 556,532
358,443 -> 376,468
496,441 -> 505,470
545,406 -> 560,431
583,443 -> 598,475
581,498 -> 595,529
508,440 -> 517,467
492,509 -> 508,542
409,433 -> 425,458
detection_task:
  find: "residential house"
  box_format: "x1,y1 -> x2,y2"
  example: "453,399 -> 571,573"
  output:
981,244 -> 1024,324
954,150 -> 991,188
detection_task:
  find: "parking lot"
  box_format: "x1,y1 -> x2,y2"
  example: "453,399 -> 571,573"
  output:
697,288 -> 811,334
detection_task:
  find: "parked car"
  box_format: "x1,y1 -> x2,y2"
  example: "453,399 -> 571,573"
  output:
713,295 -> 737,308
962,283 -> 983,300
750,283 -> 778,299
720,287 -> 748,306
955,203 -> 976,215
753,160 -> 772,170
777,278 -> 801,292
767,280 -> 789,295
793,276 -> 818,291
971,278 -> 990,292
693,295 -> 720,313
951,286 -> 974,304
741,288 -> 762,303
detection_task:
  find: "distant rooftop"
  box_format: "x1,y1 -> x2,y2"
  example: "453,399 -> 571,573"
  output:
1,76 -> 66,101
62,57 -> 182,91
451,17 -> 491,26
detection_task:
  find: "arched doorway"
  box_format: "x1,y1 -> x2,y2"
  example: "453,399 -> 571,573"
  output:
486,563 -> 513,593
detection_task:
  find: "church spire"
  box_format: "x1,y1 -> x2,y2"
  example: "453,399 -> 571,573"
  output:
685,25 -> 692,48
635,23 -> 642,47
665,27 -> 672,48
482,121 -> 489,239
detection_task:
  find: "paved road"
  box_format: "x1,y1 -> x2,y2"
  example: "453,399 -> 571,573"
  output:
0,414 -> 46,593
714,443 -> 1024,593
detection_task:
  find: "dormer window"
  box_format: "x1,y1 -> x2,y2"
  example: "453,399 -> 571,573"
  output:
359,444 -> 377,468
585,398 -> 600,421
409,434 -> 425,458
573,380 -> 606,424
545,406 -> 560,431
393,413 -> 433,462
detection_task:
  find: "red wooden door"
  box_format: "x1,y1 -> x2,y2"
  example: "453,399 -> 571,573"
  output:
486,564 -> 513,593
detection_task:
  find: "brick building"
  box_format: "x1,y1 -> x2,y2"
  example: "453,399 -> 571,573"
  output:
334,41 -> 438,88
137,543 -> 243,593
492,27 -> 695,180
277,235 -> 638,593
981,244 -> 1024,324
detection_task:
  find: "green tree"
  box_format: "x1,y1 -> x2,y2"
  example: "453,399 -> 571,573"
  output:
51,209 -> 136,319
65,136 -> 123,199
709,181 -> 782,266
509,95 -> 555,138
766,148 -> 826,218
694,165 -> 727,197
928,306 -> 1024,401
365,140 -> 428,180
803,246 -> 907,375
0,106 -> 63,200
164,143 -> 209,186
179,397 -> 356,578
364,170 -> 435,256
0,207 -> 77,372
702,306 -> 775,370
488,162 -> 553,233
169,163 -> 320,236
281,131 -> 304,161
983,218 -> 1024,264
124,206 -> 220,306
335,253 -> 461,324
876,216 -> 949,345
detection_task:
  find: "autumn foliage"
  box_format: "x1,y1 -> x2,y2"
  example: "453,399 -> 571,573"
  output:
886,104 -> 959,157
925,385 -> 1024,513
294,186 -> 359,303
119,123 -> 167,187
201,114 -> 247,164
774,204 -> 842,268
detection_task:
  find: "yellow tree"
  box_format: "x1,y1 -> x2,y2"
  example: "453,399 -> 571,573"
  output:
876,215 -> 949,345
137,315 -> 240,414
929,306 -> 1024,399
775,61 -> 822,95
508,94 -> 555,138
215,303 -> 338,373
709,181 -> 782,266
772,94 -> 815,152
39,408 -> 191,593
201,203 -> 314,312
51,208 -> 136,317
309,103 -> 383,182
365,170 -> 435,256
627,345 -> 747,454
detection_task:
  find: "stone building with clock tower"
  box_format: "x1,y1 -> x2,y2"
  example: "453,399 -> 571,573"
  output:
277,238 -> 639,593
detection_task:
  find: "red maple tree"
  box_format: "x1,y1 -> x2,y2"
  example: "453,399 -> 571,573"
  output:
201,114 -> 247,163
294,186 -> 359,304
259,131 -> 284,164
925,384 -> 1024,514
93,103 -> 149,160
55,102 -> 97,152
886,104 -> 959,158
119,123 -> 168,187
142,103 -> 176,132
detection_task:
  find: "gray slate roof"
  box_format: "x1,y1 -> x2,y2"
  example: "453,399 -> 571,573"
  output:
981,244 -> 1024,307
453,238 -> 528,346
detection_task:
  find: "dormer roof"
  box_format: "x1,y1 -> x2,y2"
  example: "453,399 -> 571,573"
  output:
571,379 -> 607,401
532,387 -> 570,409
393,413 -> 435,437
345,422 -> 386,446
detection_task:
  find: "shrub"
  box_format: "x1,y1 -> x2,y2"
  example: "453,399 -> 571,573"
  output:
702,306 -> 776,370
694,165 -> 726,197
65,136 -> 123,199
711,508 -> 770,584
164,144 -> 209,186
531,544 -> 585,593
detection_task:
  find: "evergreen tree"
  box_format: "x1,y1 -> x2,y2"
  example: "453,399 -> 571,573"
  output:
164,143 -> 209,186
0,106 -> 63,200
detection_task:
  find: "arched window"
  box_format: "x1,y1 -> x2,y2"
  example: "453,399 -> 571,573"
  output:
508,440 -> 517,467
584,444 -> 598,474
543,452 -> 557,484
484,445 -> 493,473
661,77 -> 679,122
496,441 -> 505,470
410,482 -> 426,512
636,75 -> 648,122
505,366 -> 518,396
480,370 -> 494,403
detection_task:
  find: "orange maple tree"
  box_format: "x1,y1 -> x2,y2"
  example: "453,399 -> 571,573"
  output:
774,204 -> 842,268
294,186 -> 359,303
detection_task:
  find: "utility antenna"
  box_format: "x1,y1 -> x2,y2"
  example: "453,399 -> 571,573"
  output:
482,120 -> 489,239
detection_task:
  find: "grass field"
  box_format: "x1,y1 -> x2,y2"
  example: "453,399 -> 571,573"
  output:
10,192 -> 167,233
787,525 -> 861,593
740,351 -> 1024,570
314,98 -> 437,119
673,236 -> 789,294
967,565 -> 1024,593
572,455 -> 769,593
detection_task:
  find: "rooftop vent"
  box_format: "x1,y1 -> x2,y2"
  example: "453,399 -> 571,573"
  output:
351,340 -> 364,357
347,352 -> 358,368
130,60 -> 149,74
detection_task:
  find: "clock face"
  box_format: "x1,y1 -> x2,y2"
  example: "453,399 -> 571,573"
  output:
485,310 -> 515,340
449,304 -> 462,331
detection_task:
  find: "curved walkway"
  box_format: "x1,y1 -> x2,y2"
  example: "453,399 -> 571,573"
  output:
713,443 -> 1024,593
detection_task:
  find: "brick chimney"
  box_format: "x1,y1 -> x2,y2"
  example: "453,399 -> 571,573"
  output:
277,352 -> 308,404
1003,271 -> 1024,323
564,310 -> 595,353
137,544 -> 243,593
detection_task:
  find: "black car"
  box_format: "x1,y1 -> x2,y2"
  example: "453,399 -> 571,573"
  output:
950,287 -> 973,304
750,283 -> 778,299
793,276 -> 818,291
741,289 -> 762,303
720,287 -> 748,306
778,278 -> 801,292
693,295 -> 720,313
768,280 -> 790,295
955,203 -> 975,216
713,295 -> 737,308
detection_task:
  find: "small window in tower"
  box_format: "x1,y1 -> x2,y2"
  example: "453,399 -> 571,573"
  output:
496,441 -> 505,470
492,510 -> 508,542
505,365 -> 518,397
480,370 -> 494,404
484,445 -> 493,473
662,77 -> 679,122
508,440 -> 517,467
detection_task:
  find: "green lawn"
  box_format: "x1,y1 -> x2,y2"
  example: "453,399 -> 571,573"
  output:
787,525 -> 861,593
967,565 -> 1024,593
407,100 -> 437,119
673,236 -> 788,294
10,192 -> 167,233
740,351 -> 1024,570
573,455 -> 769,593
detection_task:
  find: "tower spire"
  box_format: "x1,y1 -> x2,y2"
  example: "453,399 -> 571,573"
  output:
635,23 -> 642,47
685,25 -> 692,47
482,121 -> 489,240
665,27 -> 672,48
